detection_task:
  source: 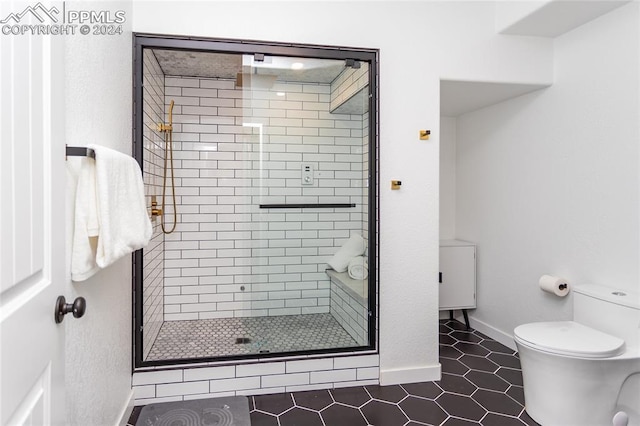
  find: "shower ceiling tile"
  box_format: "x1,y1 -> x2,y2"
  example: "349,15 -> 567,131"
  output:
151,49 -> 346,84
154,50 -> 241,80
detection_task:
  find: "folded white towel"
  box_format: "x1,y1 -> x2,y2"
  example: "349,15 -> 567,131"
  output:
347,256 -> 368,280
70,158 -> 100,281
91,145 -> 152,269
71,145 -> 152,281
327,234 -> 366,273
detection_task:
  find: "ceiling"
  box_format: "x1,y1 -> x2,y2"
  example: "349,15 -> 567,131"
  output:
497,0 -> 630,37
151,49 -> 346,84
440,80 -> 550,117
442,1 -> 627,116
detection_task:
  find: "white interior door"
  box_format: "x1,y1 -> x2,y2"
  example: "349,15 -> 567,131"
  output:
0,1 -> 67,424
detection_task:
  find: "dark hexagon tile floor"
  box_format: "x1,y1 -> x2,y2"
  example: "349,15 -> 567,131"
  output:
129,320 -> 540,426
247,320 -> 540,425
248,319 -> 540,426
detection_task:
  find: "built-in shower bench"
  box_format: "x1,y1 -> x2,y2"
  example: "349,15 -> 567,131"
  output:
326,269 -> 368,346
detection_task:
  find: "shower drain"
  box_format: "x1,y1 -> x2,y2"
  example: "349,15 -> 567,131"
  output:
235,337 -> 251,344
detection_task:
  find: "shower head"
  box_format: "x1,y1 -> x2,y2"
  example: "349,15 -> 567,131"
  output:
157,100 -> 175,133
168,100 -> 175,126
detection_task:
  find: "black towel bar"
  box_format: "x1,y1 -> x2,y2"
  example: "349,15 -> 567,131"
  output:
259,203 -> 356,209
66,146 -> 95,159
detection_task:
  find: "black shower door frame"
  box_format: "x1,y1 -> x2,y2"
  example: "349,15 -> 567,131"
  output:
132,33 -> 379,369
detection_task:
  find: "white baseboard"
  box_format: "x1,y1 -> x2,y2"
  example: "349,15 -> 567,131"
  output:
117,389 -> 135,426
379,364 -> 441,386
468,316 -> 517,351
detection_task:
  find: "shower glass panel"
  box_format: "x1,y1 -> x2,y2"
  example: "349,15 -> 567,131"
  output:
134,36 -> 376,367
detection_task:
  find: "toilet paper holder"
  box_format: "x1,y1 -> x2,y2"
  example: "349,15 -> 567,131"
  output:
539,275 -> 570,297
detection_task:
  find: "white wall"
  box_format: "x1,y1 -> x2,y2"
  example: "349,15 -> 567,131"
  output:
455,3 -> 639,342
64,1 -> 134,424
132,1 -> 553,383
439,116 -> 457,240
494,0 -> 547,33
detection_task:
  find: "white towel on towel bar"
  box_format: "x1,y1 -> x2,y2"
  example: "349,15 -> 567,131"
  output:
70,157 -> 100,281
327,234 -> 366,273
347,256 -> 368,280
71,145 -> 152,281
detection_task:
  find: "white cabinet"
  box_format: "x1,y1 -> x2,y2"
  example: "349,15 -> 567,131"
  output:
439,240 -> 476,310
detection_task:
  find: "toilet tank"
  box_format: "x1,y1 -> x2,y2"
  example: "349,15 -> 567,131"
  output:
574,284 -> 640,348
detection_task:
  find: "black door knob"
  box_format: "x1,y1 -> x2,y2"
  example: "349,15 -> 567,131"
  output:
54,296 -> 87,324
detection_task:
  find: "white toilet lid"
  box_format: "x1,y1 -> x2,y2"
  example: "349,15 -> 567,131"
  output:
514,321 -> 625,358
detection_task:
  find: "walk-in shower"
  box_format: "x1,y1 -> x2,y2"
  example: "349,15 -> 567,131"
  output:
133,34 -> 378,367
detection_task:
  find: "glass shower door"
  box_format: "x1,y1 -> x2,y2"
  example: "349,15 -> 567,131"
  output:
240,54 -> 372,355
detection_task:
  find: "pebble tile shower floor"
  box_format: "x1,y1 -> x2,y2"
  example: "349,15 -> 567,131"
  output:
146,313 -> 358,360
130,320 -> 539,425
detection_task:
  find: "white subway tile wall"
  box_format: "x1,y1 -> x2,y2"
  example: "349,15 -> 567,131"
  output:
161,75 -> 369,320
142,50 -> 166,360
132,354 -> 379,404
330,63 -> 370,112
330,281 -> 368,345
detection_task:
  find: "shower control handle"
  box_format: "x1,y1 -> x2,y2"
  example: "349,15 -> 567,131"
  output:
54,295 -> 87,324
301,163 -> 314,186
151,196 -> 163,217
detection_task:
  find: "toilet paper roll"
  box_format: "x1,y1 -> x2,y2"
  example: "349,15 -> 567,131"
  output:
539,275 -> 570,297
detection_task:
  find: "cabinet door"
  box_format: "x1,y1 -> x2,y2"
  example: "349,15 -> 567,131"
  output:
439,246 -> 476,309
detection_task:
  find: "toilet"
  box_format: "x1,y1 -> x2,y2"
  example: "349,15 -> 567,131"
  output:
514,284 -> 640,426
